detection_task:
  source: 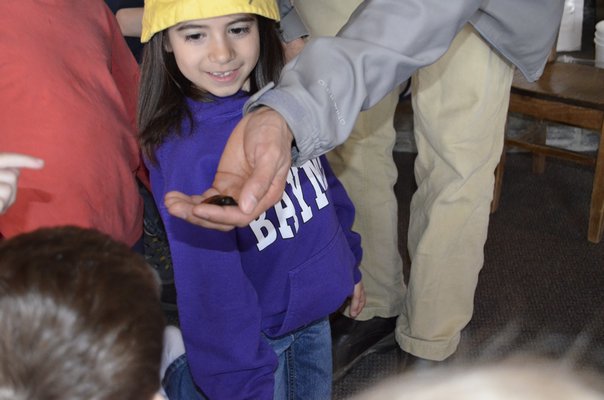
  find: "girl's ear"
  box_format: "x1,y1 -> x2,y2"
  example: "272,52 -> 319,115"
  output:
163,34 -> 173,53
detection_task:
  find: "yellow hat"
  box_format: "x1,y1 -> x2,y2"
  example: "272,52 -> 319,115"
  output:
141,0 -> 280,43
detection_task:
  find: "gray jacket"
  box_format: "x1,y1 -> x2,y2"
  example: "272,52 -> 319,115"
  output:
251,0 -> 565,164
277,0 -> 308,42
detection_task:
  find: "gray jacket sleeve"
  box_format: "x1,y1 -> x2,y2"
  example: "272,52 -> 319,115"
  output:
277,0 -> 309,43
246,0 -> 482,164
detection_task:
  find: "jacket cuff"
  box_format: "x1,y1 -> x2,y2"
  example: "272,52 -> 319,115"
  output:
278,7 -> 309,43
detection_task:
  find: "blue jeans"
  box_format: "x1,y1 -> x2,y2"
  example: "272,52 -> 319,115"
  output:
162,318 -> 332,400
269,317 -> 332,400
162,353 -> 205,400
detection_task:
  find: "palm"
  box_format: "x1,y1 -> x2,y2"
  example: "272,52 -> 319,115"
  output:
165,107 -> 292,231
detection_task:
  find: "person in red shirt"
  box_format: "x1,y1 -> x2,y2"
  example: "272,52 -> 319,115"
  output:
0,0 -> 145,247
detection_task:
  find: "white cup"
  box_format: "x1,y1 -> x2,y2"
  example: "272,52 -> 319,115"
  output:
595,39 -> 604,69
596,21 -> 604,40
595,21 -> 604,68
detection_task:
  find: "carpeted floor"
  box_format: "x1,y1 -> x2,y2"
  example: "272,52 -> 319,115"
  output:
332,151 -> 604,399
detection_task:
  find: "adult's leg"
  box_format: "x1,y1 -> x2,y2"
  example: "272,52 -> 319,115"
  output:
296,0 -> 404,378
296,0 -> 404,322
397,24 -> 515,361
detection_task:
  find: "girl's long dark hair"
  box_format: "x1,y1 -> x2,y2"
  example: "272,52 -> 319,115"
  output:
138,16 -> 285,164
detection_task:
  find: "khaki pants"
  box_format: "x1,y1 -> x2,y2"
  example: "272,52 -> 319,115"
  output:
297,4 -> 514,360
296,0 -> 405,320
400,25 -> 514,360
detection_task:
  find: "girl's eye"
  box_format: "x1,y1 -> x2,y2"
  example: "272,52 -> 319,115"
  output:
185,33 -> 203,41
229,26 -> 251,36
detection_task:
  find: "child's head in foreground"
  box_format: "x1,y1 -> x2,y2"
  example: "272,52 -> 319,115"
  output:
351,357 -> 604,400
138,0 -> 285,161
0,226 -> 166,400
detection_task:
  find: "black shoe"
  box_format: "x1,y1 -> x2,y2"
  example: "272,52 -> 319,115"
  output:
398,349 -> 443,373
331,315 -> 398,381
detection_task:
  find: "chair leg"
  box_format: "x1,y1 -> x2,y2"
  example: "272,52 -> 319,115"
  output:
491,145 -> 507,214
587,126 -> 604,243
532,122 -> 547,174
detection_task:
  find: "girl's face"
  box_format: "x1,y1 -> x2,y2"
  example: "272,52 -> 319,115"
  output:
165,14 -> 260,97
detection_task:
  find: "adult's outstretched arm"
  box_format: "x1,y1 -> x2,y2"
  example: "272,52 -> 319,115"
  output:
167,0 -> 482,229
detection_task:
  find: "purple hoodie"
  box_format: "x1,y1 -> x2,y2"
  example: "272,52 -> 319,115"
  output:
146,91 -> 362,400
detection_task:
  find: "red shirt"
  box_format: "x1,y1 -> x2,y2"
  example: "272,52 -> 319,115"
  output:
0,0 -> 144,245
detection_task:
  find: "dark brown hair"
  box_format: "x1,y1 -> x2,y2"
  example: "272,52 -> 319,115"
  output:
138,15 -> 285,164
0,226 -> 165,400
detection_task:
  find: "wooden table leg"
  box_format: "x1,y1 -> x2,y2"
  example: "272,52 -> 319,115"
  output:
588,124 -> 604,243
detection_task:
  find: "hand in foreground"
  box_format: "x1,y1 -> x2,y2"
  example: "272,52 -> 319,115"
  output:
0,153 -> 44,214
165,107 -> 294,231
349,282 -> 366,318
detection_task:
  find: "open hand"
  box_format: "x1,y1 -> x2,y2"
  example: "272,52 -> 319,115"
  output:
165,107 -> 293,231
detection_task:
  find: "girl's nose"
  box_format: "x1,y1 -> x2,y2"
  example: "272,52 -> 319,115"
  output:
208,39 -> 234,64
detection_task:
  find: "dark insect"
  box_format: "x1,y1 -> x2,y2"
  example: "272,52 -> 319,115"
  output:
202,195 -> 238,206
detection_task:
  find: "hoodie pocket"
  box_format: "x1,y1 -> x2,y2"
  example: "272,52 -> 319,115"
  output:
271,225 -> 356,337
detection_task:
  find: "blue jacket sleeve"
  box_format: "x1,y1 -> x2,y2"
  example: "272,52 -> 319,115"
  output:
172,226 -> 278,400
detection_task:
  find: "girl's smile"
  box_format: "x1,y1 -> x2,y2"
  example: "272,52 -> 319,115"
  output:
207,69 -> 240,83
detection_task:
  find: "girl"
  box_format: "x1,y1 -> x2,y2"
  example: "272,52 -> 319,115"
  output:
138,1 -> 364,399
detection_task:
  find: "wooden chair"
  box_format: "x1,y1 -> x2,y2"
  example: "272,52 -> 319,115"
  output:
492,61 -> 604,243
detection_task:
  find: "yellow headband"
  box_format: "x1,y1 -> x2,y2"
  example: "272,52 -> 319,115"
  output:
141,0 -> 280,43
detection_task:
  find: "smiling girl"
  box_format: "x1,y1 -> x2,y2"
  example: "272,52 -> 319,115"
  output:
137,1 -> 365,399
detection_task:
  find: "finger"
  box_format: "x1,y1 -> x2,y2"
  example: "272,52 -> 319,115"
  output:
194,169 -> 284,227
164,190 -> 207,206
0,199 -> 9,214
238,167 -> 287,215
196,173 -> 287,228
0,153 -> 44,169
172,204 -> 236,231
0,168 -> 20,182
350,283 -> 367,318
164,191 -> 205,220
191,202 -> 257,229
0,182 -> 16,214
349,296 -> 359,318
238,142 -> 291,215
166,190 -> 238,231
359,291 -> 367,312
349,298 -> 360,318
